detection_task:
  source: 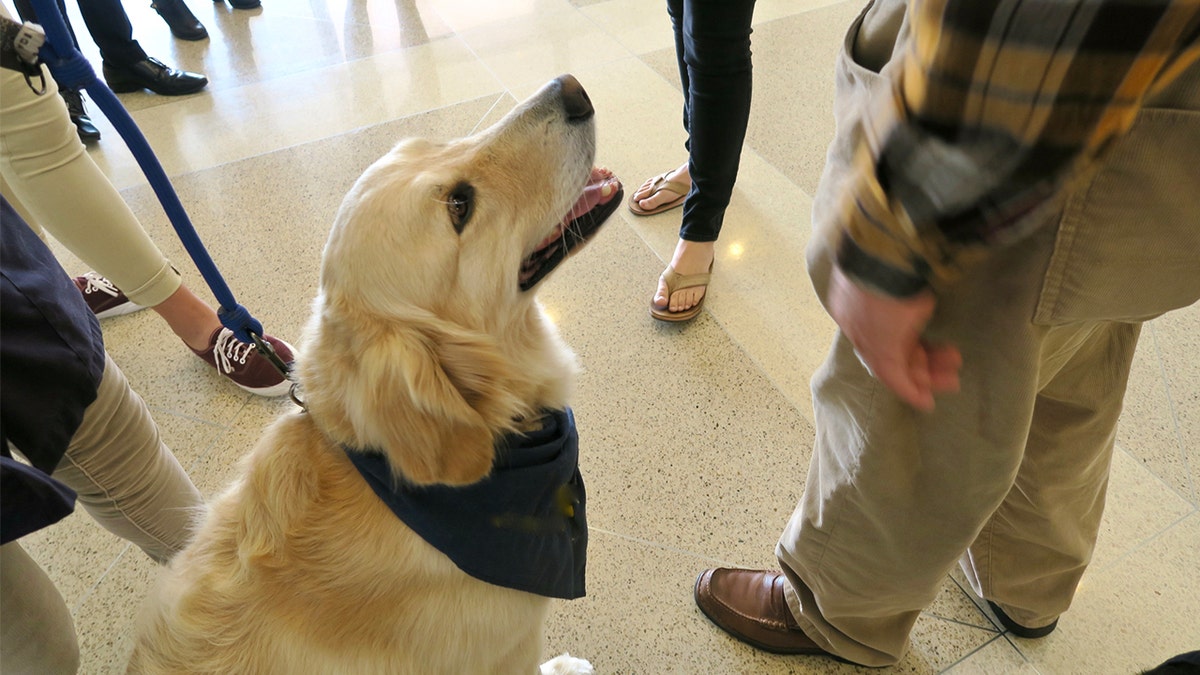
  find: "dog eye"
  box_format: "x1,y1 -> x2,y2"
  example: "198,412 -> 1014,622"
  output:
447,183 -> 474,233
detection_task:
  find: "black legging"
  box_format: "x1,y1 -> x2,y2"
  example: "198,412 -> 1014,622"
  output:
14,0 -> 148,68
667,0 -> 756,243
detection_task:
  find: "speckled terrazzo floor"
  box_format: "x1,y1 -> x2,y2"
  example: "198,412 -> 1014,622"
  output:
13,0 -> 1199,673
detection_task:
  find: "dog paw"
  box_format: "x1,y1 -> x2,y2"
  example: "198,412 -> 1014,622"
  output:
539,652 -> 594,675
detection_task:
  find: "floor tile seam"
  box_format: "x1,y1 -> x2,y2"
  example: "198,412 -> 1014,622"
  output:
1111,441 -> 1196,513
145,405 -> 232,431
70,541 -> 134,616
182,429 -> 236,480
935,632 -> 1025,674
111,90 -> 509,189
98,16 -> 463,113
751,0 -> 856,30
984,512 -> 1199,670
146,397 -> 252,476
481,52 -> 643,95
999,631 -> 1037,668
467,93 -> 514,136
922,612 -> 1001,635
1087,508 -> 1197,576
587,526 -> 743,568
945,571 -> 1009,634
615,165 -> 819,428
574,3 -> 667,60
1147,322 -> 1198,505
700,307 -> 821,425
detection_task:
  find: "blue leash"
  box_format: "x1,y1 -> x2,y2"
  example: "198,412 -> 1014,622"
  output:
28,0 -> 292,377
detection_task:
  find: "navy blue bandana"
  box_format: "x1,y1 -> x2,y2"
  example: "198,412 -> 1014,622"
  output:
344,408 -> 586,600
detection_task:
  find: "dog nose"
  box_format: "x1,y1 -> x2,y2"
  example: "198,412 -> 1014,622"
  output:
558,75 -> 593,122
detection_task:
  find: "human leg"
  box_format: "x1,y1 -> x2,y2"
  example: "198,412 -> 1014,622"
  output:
676,0 -> 755,244
651,0 -> 756,318
961,286 -> 1141,631
629,0 -> 691,217
71,0 -> 208,95
50,354 -> 203,563
0,65 -> 293,394
769,224 -> 1065,666
0,543 -> 81,674
72,0 -> 147,66
0,65 -> 183,309
150,0 -> 208,42
8,0 -> 99,142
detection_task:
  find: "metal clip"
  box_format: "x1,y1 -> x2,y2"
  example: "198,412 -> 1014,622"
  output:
249,331 -> 294,382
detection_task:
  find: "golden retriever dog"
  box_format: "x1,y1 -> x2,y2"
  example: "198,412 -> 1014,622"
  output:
128,74 -> 622,675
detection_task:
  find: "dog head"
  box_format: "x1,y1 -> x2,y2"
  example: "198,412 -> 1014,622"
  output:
298,75 -> 622,486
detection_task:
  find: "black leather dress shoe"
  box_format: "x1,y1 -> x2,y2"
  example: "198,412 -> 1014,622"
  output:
216,0 -> 261,9
152,0 -> 208,41
103,57 -> 208,96
60,89 -> 101,143
986,601 -> 1058,638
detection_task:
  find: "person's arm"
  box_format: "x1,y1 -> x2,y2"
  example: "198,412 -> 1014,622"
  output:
836,0 -> 1200,298
827,0 -> 1200,410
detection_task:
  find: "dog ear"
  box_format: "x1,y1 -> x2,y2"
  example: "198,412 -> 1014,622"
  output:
302,314 -> 528,486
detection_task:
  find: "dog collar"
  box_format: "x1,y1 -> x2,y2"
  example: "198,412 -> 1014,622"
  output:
344,408 -> 587,600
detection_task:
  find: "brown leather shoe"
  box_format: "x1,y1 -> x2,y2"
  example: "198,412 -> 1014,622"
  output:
694,568 -> 831,656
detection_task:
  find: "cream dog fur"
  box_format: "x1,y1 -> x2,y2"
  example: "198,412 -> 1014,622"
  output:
128,75 -> 622,675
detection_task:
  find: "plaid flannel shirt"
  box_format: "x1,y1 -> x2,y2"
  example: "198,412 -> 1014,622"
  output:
837,0 -> 1200,297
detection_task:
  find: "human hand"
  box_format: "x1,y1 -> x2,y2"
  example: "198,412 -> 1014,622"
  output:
827,265 -> 962,411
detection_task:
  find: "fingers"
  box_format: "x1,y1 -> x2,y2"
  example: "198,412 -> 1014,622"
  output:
925,343 -> 963,394
871,350 -> 936,412
853,341 -> 960,412
827,265 -> 962,411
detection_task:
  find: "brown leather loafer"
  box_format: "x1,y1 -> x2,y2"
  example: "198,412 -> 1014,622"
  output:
694,568 -> 831,656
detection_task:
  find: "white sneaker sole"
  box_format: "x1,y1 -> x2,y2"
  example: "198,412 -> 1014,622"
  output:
94,301 -> 148,320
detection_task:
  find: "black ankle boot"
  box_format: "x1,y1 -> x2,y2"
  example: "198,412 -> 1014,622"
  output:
152,0 -> 208,41
60,89 -> 101,143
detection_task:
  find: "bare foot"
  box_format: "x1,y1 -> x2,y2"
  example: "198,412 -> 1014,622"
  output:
632,162 -> 690,213
654,239 -> 714,313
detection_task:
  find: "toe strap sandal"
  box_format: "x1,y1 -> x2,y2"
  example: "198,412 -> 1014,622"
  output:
650,263 -> 712,323
628,172 -> 688,216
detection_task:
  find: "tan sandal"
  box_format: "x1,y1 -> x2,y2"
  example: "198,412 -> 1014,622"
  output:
628,171 -> 689,216
649,262 -> 712,322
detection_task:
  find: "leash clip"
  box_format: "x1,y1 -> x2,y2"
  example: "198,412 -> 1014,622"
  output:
249,330 -> 306,410
249,330 -> 294,381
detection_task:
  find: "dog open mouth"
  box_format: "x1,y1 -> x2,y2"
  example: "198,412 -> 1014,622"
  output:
519,167 -> 624,291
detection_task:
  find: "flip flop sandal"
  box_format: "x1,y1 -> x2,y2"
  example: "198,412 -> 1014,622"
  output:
649,262 -> 712,322
628,171 -> 689,216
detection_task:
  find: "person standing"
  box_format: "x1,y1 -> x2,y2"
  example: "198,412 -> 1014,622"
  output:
693,0 -> 1200,666
13,0 -> 208,145
628,0 -> 756,322
1,8 -> 294,397
1,196 -> 205,673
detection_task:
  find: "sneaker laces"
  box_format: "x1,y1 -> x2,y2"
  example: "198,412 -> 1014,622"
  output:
81,272 -> 121,297
212,329 -> 257,375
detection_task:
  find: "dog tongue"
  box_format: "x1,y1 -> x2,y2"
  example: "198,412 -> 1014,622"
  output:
561,167 -> 621,224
